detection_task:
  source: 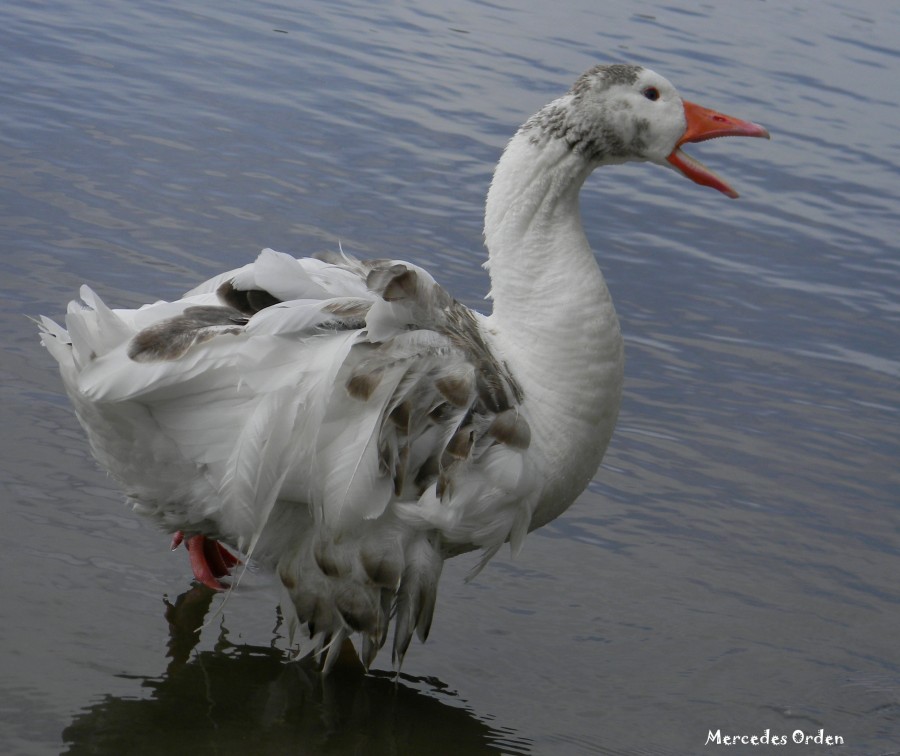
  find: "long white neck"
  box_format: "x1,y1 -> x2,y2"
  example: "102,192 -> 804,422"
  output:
482,122 -> 624,526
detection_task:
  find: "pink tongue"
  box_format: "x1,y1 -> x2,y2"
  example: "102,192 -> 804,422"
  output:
666,147 -> 738,198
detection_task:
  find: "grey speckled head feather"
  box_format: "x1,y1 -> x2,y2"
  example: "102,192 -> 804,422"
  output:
570,63 -> 642,99
520,63 -> 649,163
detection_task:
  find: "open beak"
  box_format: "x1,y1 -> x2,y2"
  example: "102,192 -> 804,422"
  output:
666,100 -> 770,198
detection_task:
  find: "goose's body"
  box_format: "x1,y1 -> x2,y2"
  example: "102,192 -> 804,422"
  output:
40,64 -> 767,671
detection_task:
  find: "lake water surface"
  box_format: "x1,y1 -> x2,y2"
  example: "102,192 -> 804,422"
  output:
2,1 -> 898,754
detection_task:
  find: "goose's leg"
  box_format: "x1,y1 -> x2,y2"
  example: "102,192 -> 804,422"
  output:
170,531 -> 240,591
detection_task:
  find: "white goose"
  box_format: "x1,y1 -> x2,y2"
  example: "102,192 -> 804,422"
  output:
40,64 -> 768,672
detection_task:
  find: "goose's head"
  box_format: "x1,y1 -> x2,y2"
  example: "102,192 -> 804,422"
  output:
531,63 -> 770,198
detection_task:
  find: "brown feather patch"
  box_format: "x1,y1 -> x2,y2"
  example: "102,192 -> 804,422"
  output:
488,409 -> 532,449
389,400 -> 412,431
445,425 -> 475,460
392,444 -> 409,495
361,546 -> 403,589
346,368 -> 383,400
127,306 -> 246,362
381,269 -> 418,302
216,280 -> 281,315
366,264 -> 418,302
415,455 -> 440,494
313,538 -> 348,578
434,372 -> 474,407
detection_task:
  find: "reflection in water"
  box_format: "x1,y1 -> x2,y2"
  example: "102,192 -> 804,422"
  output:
61,586 -> 530,756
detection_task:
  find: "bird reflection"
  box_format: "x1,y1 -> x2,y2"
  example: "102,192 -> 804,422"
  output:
61,584 -> 530,755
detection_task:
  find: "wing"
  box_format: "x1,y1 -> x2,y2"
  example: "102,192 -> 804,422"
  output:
41,247 -> 537,564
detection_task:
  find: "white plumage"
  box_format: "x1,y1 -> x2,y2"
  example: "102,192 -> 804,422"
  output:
39,64 -> 768,671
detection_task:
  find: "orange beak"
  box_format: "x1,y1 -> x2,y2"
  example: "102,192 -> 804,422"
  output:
667,100 -> 770,198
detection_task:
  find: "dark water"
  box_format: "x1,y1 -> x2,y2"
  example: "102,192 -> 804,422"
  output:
2,1 -> 898,754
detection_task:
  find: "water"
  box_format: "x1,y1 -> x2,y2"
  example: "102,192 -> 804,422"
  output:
2,1 -> 898,754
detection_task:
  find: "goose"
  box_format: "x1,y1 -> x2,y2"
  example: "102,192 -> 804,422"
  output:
39,64 -> 768,672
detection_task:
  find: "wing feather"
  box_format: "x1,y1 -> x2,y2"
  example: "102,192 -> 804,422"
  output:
317,360 -> 408,529
218,387 -> 297,552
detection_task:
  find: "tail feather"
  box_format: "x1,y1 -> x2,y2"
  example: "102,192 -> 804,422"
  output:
392,535 -> 443,669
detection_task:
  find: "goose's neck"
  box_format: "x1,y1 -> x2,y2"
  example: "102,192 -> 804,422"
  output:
483,128 -> 624,520
484,132 -> 598,328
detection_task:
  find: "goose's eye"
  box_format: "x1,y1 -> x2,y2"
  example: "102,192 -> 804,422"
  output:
642,87 -> 660,101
